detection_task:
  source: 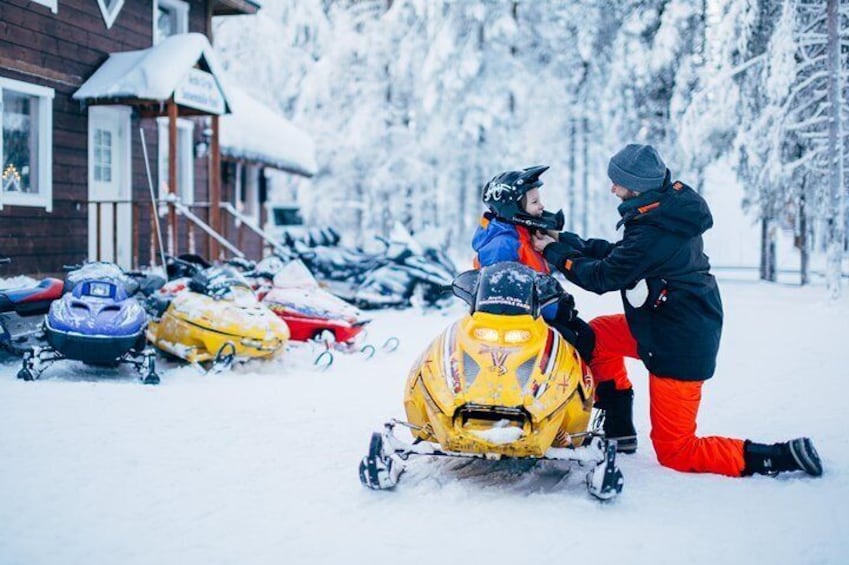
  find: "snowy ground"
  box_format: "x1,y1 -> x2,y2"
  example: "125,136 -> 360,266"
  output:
1,275 -> 847,565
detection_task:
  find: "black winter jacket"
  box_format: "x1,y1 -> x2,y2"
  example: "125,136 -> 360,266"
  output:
543,178 -> 723,381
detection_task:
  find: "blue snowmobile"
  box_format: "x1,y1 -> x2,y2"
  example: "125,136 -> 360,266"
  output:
18,262 -> 160,385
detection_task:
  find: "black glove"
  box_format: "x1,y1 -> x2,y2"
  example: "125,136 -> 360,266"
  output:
547,297 -> 596,362
554,293 -> 577,324
568,316 -> 596,363
541,241 -> 581,273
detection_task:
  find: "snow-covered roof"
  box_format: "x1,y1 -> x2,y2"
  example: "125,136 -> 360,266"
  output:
212,0 -> 262,15
219,85 -> 317,177
73,33 -> 232,113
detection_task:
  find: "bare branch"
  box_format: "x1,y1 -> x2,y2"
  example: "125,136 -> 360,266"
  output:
780,70 -> 830,113
798,130 -> 830,139
785,115 -> 832,131
795,54 -> 828,70
783,149 -> 823,173
787,100 -> 830,124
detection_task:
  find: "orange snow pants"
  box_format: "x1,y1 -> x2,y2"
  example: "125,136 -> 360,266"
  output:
588,314 -> 746,477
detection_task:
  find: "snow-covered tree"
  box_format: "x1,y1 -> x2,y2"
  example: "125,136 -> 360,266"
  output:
721,0 -> 848,292
212,0 -> 845,292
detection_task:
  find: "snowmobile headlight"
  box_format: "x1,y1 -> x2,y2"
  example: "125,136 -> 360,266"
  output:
473,328 -> 500,342
504,330 -> 531,344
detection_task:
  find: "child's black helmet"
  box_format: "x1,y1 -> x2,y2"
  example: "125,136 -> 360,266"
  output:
482,165 -> 549,219
481,165 -> 563,231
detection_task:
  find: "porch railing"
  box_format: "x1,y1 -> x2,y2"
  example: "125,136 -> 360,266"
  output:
164,194 -> 245,258
87,199 -> 142,268
221,202 -> 289,257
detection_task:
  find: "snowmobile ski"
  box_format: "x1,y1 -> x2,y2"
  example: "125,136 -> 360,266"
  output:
359,421 -> 624,500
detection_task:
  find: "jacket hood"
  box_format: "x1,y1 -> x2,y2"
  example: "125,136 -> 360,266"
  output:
618,180 -> 713,237
472,215 -> 518,252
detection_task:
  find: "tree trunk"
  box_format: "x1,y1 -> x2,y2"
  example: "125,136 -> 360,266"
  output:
568,119 -> 576,231
825,0 -> 845,298
760,217 -> 776,282
799,190 -> 810,286
581,116 -> 589,235
458,167 -> 468,246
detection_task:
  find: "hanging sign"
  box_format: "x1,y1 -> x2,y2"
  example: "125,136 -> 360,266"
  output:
175,68 -> 226,115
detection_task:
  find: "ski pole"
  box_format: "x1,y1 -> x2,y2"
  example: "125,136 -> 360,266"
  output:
140,128 -> 167,269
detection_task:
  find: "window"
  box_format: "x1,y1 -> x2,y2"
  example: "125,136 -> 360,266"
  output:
154,0 -> 189,45
157,118 -> 194,205
0,77 -> 54,212
272,207 -> 304,228
93,129 -> 113,183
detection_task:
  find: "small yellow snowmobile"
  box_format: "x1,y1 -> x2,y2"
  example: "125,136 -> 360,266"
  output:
146,265 -> 289,372
359,262 -> 623,500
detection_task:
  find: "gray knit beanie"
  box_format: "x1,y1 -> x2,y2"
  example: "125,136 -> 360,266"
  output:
607,144 -> 667,192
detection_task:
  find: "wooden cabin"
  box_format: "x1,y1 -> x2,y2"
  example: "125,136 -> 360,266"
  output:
0,0 -> 315,276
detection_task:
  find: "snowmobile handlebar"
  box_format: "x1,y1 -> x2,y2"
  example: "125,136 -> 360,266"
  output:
0,257 -> 11,265
124,270 -> 150,279
224,257 -> 256,271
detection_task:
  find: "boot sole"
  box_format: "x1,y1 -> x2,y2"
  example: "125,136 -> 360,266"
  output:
788,437 -> 823,477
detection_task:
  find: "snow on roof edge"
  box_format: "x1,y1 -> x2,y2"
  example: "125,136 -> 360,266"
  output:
218,84 -> 317,177
220,147 -> 315,177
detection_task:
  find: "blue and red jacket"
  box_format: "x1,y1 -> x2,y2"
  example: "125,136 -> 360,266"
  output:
472,213 -> 556,320
472,213 -> 550,273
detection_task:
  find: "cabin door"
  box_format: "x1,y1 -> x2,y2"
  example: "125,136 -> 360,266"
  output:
87,106 -> 132,269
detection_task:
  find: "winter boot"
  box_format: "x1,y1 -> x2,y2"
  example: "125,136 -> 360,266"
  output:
594,381 -> 637,454
743,437 -> 823,477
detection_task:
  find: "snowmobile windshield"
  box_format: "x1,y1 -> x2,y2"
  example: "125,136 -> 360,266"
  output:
67,262 -> 136,295
474,263 -> 536,317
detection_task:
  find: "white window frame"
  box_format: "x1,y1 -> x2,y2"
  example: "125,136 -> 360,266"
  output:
30,0 -> 58,13
157,117 -> 195,206
0,76 -> 54,212
153,0 -> 189,45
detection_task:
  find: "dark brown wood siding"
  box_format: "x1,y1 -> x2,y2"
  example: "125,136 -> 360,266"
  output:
0,0 -> 222,276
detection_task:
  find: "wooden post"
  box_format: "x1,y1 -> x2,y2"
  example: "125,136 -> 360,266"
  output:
168,98 -> 178,256
132,202 -> 139,269
96,203 -> 101,261
210,114 -> 221,260
112,201 -> 118,264
150,210 -> 156,267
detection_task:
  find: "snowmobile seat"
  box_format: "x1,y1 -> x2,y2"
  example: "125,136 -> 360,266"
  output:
0,278 -> 65,316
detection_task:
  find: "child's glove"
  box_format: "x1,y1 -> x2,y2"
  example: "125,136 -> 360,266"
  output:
555,293 -> 577,323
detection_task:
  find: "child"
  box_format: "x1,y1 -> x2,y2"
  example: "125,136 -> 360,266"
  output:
471,166 -> 593,360
472,165 -> 563,272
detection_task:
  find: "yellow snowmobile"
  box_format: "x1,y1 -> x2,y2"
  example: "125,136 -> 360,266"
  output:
359,262 -> 623,500
146,265 -> 289,372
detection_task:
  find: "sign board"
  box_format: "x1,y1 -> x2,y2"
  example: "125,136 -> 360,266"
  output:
175,68 -> 226,115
